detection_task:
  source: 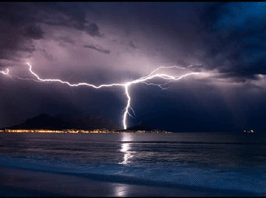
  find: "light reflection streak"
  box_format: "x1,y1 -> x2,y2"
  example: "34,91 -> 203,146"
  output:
114,185 -> 128,197
119,133 -> 134,165
120,143 -> 133,165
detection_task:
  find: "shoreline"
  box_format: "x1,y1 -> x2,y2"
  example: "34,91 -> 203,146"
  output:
0,165 -> 260,197
0,129 -> 170,134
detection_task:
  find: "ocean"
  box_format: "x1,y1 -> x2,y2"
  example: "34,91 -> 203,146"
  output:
0,132 -> 266,196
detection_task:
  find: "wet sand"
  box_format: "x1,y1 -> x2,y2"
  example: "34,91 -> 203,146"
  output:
0,166 -> 259,197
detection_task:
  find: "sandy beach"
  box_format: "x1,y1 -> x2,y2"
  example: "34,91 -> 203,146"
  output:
0,166 -> 258,197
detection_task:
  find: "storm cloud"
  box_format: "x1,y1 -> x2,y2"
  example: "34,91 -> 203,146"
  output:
83,44 -> 110,54
1,2 -> 266,132
1,2 -> 266,80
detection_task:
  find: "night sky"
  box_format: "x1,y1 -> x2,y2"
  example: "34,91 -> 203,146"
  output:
1,2 -> 266,132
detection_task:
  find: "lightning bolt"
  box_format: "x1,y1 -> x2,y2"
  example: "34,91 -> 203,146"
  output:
3,63 -> 207,129
0,68 -> 9,75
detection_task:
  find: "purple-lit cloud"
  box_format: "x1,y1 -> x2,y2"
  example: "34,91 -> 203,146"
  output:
1,2 -> 266,132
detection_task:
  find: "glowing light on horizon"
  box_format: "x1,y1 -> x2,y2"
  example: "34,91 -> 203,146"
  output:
5,63 -> 208,129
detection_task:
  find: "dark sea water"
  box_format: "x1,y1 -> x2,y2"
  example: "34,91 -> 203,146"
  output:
0,132 -> 266,195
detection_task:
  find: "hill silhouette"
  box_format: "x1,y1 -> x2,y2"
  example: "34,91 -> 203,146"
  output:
127,121 -> 155,131
4,113 -> 118,130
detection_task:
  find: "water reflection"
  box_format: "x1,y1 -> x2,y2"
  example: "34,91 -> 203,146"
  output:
114,184 -> 128,197
119,133 -> 134,165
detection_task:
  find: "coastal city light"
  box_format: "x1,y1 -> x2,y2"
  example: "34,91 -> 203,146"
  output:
0,129 -> 170,133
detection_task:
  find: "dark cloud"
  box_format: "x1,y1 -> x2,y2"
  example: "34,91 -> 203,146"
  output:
23,25 -> 44,40
187,65 -> 204,72
0,21 -> 34,66
1,2 -> 266,132
83,44 -> 110,54
57,36 -> 75,44
85,23 -> 102,37
37,2 -> 89,31
103,2 -> 266,82
200,2 -> 229,31
0,2 -> 103,68
0,3 -> 37,26
128,41 -> 137,49
197,3 -> 266,81
0,3 -> 43,66
1,2 -> 265,81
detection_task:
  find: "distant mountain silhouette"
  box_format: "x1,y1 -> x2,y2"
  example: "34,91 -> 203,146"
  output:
4,113 -> 118,130
127,121 -> 155,131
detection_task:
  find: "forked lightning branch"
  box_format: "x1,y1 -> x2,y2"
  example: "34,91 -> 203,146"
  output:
1,64 -> 207,129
